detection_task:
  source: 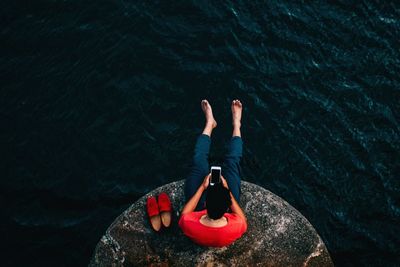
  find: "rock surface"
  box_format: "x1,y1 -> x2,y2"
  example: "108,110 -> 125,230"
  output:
90,180 -> 333,266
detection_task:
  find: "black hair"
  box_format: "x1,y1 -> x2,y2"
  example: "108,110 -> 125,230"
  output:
206,184 -> 232,219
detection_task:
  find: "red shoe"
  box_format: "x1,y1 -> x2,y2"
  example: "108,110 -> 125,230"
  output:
157,193 -> 172,228
146,196 -> 161,232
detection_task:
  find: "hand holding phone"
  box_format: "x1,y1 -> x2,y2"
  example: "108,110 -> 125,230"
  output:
210,166 -> 221,186
220,176 -> 229,189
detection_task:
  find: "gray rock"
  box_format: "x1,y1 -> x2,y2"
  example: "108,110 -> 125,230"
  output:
90,180 -> 333,267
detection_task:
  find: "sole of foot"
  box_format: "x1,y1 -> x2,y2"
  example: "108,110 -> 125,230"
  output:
201,99 -> 217,128
231,99 -> 242,127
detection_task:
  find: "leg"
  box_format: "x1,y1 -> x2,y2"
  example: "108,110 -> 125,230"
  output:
184,100 -> 217,210
222,100 -> 243,202
184,134 -> 210,206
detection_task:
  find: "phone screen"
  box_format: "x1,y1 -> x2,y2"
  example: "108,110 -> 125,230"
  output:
211,168 -> 221,185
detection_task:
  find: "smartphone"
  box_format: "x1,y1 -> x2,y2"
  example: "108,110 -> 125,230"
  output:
210,166 -> 221,186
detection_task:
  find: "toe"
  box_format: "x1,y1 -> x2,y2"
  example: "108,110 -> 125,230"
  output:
201,100 -> 208,109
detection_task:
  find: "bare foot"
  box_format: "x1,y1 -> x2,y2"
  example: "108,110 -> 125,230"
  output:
231,99 -> 242,128
201,100 -> 217,128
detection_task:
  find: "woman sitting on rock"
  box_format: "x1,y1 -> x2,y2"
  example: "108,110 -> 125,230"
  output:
179,99 -> 247,247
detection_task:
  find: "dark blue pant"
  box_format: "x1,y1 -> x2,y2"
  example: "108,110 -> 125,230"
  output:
184,134 -> 243,211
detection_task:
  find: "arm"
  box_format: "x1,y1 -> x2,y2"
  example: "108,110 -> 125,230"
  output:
181,174 -> 210,215
221,176 -> 247,222
229,191 -> 247,222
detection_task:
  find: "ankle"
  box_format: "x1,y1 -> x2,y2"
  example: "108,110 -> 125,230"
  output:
206,120 -> 214,127
202,124 -> 214,136
233,121 -> 241,129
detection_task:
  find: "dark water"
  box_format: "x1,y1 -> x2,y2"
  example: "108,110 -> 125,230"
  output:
1,1 -> 400,266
